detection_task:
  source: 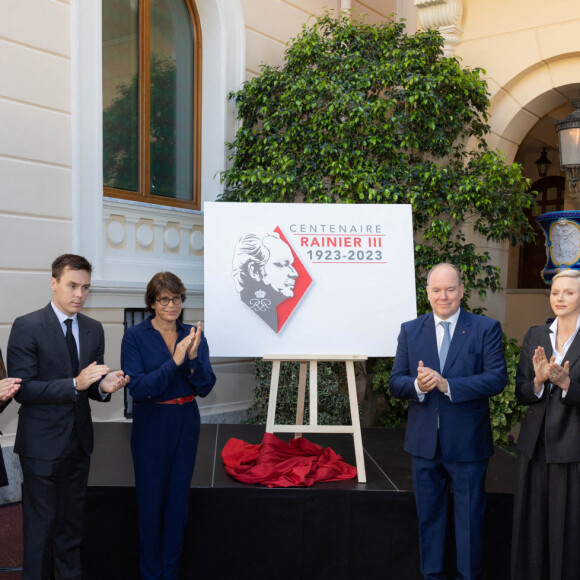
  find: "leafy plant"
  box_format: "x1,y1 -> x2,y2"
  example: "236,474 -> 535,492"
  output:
221,11 -> 535,435
489,335 -> 527,449
220,12 -> 535,304
244,359 -> 353,426
371,357 -> 408,429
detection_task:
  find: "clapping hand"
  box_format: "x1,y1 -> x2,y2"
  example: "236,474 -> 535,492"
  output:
100,370 -> 130,394
417,361 -> 445,392
548,358 -> 571,391
532,347 -> 550,394
417,361 -> 449,394
172,323 -> 203,366
75,362 -> 111,391
0,377 -> 21,403
186,322 -> 202,361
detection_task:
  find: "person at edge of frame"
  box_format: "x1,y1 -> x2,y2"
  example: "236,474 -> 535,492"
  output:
389,262 -> 507,580
7,253 -> 129,580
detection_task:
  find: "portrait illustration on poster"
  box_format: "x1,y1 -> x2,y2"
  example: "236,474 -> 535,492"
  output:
232,227 -> 313,333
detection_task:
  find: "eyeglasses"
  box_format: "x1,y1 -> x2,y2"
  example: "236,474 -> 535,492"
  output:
156,296 -> 184,306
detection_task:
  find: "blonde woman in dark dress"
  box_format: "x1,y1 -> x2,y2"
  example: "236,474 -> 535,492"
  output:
512,269 -> 580,580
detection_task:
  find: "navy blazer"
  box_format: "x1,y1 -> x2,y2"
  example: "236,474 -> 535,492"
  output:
389,309 -> 507,462
121,315 -> 216,404
515,324 -> 580,463
8,303 -> 109,460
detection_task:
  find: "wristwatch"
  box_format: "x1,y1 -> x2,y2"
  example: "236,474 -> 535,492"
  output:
73,378 -> 78,389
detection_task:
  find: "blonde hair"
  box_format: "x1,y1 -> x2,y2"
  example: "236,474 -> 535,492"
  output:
552,269 -> 580,284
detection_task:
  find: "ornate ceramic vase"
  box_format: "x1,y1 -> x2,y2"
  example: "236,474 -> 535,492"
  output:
536,210 -> 580,283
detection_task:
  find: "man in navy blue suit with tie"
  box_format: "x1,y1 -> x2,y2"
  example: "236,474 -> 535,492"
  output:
389,263 -> 507,580
8,254 -> 129,580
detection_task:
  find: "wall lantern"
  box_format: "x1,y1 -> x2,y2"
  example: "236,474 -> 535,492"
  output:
555,97 -> 580,196
535,147 -> 551,178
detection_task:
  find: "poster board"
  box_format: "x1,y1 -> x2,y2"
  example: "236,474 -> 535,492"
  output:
204,202 -> 416,357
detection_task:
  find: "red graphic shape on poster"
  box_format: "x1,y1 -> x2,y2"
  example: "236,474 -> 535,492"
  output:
274,226 -> 313,333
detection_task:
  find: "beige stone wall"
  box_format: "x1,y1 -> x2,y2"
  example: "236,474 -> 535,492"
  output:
0,0 -> 73,435
454,0 -> 580,163
0,0 -> 417,439
504,290 -> 553,344
241,0 -> 408,78
15,0 -> 574,444
412,0 -> 580,337
461,1 -> 579,46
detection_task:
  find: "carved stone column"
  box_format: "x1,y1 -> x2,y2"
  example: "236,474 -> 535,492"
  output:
414,0 -> 463,57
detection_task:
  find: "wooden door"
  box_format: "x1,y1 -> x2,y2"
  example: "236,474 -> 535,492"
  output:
518,176 -> 566,289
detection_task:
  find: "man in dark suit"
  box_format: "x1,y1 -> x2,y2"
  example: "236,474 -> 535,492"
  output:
8,254 -> 129,580
389,263 -> 507,580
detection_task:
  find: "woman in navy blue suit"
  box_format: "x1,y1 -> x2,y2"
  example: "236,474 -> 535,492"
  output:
121,272 -> 216,580
512,269 -> 580,580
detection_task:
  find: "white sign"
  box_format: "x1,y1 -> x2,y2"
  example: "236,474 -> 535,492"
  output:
204,202 -> 416,357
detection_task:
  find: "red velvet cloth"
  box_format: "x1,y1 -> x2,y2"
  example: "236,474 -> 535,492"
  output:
221,432 -> 357,487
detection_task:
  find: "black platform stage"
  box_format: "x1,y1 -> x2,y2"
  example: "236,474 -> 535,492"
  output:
84,423 -> 516,580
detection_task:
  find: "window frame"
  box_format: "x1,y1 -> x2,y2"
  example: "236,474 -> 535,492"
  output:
103,0 -> 203,210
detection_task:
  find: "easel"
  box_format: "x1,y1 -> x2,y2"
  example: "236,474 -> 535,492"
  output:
263,354 -> 367,483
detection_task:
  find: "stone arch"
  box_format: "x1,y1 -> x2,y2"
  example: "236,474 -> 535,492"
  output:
485,54 -> 580,163
463,54 -> 580,322
481,53 -> 580,325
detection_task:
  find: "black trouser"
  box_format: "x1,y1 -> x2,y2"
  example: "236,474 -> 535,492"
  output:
20,430 -> 90,580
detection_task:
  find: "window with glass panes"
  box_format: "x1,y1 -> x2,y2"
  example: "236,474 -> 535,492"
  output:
102,0 -> 201,209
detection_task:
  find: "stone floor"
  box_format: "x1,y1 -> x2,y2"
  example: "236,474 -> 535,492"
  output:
0,502 -> 22,578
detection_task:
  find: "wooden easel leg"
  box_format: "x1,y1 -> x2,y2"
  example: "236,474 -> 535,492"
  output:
295,361 -> 307,438
309,360 -> 318,426
266,360 -> 281,434
346,361 -> 367,483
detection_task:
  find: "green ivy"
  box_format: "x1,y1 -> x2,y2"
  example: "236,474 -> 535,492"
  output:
220,12 -> 536,302
489,335 -> 527,449
221,12 -> 536,440
372,357 -> 409,429
244,359 -> 353,426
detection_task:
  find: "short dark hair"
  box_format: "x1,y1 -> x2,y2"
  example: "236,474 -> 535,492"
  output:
145,272 -> 186,314
51,254 -> 93,281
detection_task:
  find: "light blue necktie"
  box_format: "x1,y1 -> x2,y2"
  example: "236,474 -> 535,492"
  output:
439,321 -> 451,370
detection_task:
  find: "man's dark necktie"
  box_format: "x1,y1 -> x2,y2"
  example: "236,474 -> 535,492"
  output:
65,318 -> 79,376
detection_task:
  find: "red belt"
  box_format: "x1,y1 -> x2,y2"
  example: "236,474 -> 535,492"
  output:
156,396 -> 195,405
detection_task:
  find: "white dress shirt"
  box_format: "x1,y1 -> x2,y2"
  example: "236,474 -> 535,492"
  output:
51,301 -> 80,357
415,308 -> 461,401
535,314 -> 580,399
51,301 -> 107,398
